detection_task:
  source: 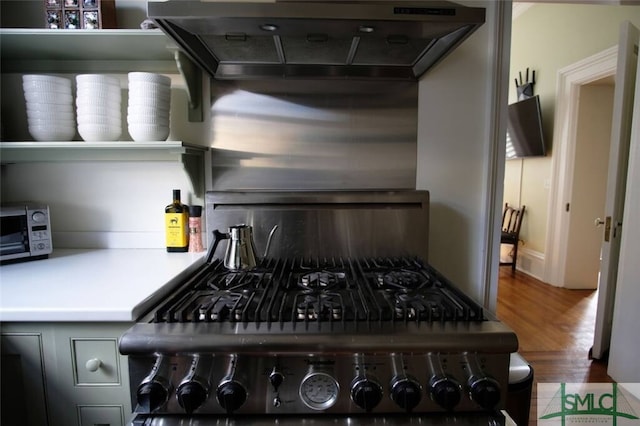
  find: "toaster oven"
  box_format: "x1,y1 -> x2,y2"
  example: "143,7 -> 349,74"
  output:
0,203 -> 52,264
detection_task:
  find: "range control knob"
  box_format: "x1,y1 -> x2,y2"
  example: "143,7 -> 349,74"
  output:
429,376 -> 461,411
269,368 -> 284,391
390,377 -> 422,412
351,378 -> 383,412
462,352 -> 502,411
177,381 -> 208,414
468,376 -> 501,411
137,381 -> 169,413
216,380 -> 247,413
136,356 -> 172,413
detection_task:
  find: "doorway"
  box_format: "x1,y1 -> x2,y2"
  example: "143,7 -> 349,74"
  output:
542,47 -> 618,288
563,78 -> 615,289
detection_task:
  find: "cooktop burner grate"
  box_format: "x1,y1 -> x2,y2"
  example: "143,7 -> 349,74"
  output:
152,257 -> 483,326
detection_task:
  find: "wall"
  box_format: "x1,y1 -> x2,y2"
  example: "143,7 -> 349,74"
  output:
418,0 -> 510,308
505,3 -> 640,276
0,1 -> 511,309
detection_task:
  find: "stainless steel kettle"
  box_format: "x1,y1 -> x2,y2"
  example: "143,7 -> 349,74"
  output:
207,224 -> 278,270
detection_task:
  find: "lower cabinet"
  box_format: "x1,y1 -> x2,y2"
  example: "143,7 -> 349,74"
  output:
1,323 -> 133,426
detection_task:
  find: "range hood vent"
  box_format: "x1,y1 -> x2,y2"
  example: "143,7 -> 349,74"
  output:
148,0 -> 485,80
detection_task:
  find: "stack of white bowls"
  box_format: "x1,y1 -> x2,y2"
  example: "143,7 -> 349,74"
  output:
127,72 -> 171,142
22,75 -> 76,141
75,74 -> 122,141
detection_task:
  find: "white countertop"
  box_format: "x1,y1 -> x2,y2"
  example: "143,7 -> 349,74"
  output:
0,249 -> 206,322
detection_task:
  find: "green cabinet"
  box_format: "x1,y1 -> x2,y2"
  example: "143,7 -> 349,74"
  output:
1,323 -> 132,426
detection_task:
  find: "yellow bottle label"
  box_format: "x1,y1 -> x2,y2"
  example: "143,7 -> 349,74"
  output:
165,212 -> 188,247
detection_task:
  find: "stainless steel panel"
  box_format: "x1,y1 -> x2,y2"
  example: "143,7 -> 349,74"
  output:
132,413 -> 506,425
204,190 -> 429,260
147,0 -> 485,80
120,321 -> 519,355
125,352 -> 512,415
209,80 -> 417,191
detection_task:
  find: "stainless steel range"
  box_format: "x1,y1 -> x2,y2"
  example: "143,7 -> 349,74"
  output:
119,191 -> 518,425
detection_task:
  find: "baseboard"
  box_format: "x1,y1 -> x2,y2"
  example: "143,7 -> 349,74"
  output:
516,247 -> 546,282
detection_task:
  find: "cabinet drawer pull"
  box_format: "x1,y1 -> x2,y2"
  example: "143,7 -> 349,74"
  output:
85,358 -> 102,372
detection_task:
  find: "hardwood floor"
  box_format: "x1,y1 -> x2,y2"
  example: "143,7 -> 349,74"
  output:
496,268 -> 612,426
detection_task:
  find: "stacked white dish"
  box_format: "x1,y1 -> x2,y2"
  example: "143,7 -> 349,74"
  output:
127,72 -> 171,142
75,74 -> 122,141
22,75 -> 76,141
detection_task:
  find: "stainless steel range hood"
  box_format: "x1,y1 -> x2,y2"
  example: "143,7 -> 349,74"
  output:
147,0 -> 485,80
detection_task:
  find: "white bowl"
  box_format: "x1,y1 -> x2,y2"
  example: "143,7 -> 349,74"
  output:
77,115 -> 121,127
76,74 -> 120,87
27,109 -> 76,121
28,125 -> 76,141
27,116 -> 75,125
23,81 -> 73,95
128,124 -> 169,142
127,90 -> 171,103
24,92 -> 73,105
77,88 -> 121,102
128,80 -> 171,90
127,104 -> 170,115
128,72 -> 171,86
127,98 -> 171,112
77,108 -> 121,118
27,102 -> 74,113
23,74 -> 72,87
127,114 -> 169,124
78,124 -> 121,142
127,114 -> 170,126
128,83 -> 171,94
76,97 -> 121,109
126,96 -> 171,108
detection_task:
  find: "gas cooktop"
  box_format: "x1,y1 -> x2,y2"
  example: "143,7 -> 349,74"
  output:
151,257 -> 484,327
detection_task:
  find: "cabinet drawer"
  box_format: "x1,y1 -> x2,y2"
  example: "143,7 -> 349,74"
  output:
72,338 -> 120,385
77,405 -> 124,426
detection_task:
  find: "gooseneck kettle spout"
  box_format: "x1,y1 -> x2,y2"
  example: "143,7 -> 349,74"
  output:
206,224 -> 278,270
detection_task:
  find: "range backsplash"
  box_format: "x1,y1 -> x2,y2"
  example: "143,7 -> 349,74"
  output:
208,79 -> 417,191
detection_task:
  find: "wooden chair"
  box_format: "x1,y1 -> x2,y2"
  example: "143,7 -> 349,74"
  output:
500,203 -> 526,272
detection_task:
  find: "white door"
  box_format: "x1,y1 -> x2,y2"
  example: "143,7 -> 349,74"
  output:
591,21 -> 639,360
607,44 -> 640,382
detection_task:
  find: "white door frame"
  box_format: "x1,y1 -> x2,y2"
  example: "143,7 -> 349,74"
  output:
543,46 -> 618,286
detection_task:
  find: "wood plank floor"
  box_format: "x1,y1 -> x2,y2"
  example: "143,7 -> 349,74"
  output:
496,268 -> 612,426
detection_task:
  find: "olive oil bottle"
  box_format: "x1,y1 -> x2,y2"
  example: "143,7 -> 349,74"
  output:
165,189 -> 189,252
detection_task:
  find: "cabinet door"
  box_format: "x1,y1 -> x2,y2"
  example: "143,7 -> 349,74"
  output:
78,405 -> 124,426
1,333 -> 49,426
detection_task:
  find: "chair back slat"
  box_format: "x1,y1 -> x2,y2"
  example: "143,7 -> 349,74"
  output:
502,203 -> 526,234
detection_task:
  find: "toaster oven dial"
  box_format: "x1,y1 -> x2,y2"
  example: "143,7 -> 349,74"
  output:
299,371 -> 340,410
31,211 -> 46,222
390,376 -> 422,412
350,377 -> 383,412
